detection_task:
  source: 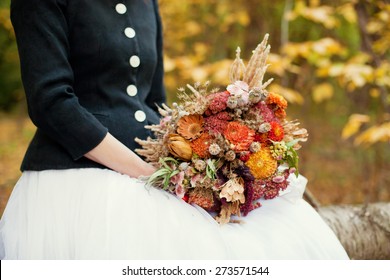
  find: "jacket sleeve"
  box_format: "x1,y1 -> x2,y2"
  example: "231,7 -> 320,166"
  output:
145,0 -> 166,115
11,0 -> 108,160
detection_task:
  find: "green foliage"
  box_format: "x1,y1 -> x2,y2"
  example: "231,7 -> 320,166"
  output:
0,0 -> 22,111
205,159 -> 218,180
148,157 -> 180,189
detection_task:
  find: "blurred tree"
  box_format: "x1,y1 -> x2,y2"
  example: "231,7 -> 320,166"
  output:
273,0 -> 390,201
159,0 -> 389,203
0,0 -> 22,112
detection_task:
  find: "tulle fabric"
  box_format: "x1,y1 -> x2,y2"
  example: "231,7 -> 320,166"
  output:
0,168 -> 349,260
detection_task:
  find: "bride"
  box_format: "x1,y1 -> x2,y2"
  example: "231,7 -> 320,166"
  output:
0,0 -> 349,259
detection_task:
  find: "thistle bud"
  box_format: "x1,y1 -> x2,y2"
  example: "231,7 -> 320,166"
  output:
209,143 -> 221,156
194,159 -> 206,171
225,150 -> 236,161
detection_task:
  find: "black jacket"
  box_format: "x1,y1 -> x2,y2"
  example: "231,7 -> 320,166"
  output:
11,0 -> 166,171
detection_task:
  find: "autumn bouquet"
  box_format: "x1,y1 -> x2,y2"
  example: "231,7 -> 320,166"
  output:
135,35 -> 308,224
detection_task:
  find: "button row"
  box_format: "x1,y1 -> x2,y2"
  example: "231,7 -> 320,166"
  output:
135,110 -> 146,122
116,3 -> 145,123
124,27 -> 136,38
115,3 -> 127,14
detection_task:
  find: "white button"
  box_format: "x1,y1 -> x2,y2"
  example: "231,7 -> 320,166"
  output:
115,3 -> 127,14
127,85 -> 138,96
135,110 -> 146,122
129,55 -> 140,68
124,27 -> 136,38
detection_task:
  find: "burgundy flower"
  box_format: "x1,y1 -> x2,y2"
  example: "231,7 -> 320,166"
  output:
208,91 -> 230,114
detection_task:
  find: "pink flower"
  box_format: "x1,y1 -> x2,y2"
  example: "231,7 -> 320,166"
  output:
255,102 -> 278,123
171,171 -> 185,198
272,175 -> 285,183
227,81 -> 250,105
175,183 -> 186,199
185,167 -> 196,177
208,91 -> 230,114
160,116 -> 172,128
190,173 -> 204,188
204,112 -> 231,134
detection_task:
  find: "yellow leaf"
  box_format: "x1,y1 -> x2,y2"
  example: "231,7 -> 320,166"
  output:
267,53 -> 287,76
344,64 -> 374,87
209,59 -> 231,85
312,83 -> 333,103
301,5 -> 338,29
367,21 -> 383,34
369,88 -> 380,98
163,56 -> 176,72
190,66 -> 208,82
311,38 -> 344,56
337,3 -> 357,23
328,64 -> 344,76
236,10 -> 250,26
282,42 -> 311,58
348,53 -> 371,64
342,114 -> 370,140
185,21 -> 202,36
193,43 -> 209,62
378,10 -> 390,22
355,122 -> 390,145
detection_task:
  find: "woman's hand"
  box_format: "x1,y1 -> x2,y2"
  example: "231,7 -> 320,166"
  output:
85,133 -> 156,178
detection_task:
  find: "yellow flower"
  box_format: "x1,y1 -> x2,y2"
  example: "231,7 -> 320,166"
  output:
245,148 -> 277,179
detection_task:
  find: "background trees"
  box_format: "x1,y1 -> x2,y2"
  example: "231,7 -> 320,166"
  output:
159,0 -> 390,205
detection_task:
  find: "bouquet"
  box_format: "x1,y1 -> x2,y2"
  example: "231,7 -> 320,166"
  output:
135,34 -> 308,224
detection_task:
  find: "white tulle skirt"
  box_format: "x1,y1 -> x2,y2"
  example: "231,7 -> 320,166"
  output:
0,168 -> 349,260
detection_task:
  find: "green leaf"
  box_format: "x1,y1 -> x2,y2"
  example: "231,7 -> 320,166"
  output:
205,159 -> 218,180
147,168 -> 171,185
285,146 -> 299,177
169,169 -> 180,178
286,139 -> 299,148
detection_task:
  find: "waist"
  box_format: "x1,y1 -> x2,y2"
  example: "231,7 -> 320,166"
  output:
21,119 -> 155,171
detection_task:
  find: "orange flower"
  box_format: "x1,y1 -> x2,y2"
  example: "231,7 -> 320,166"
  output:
167,134 -> 193,161
177,114 -> 204,140
245,148 -> 277,179
266,92 -> 287,109
266,92 -> 287,119
188,188 -> 215,211
190,133 -> 213,158
223,121 -> 255,152
268,121 -> 284,142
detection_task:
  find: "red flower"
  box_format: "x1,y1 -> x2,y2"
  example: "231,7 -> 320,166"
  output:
239,152 -> 251,162
254,132 -> 269,143
268,121 -> 284,142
